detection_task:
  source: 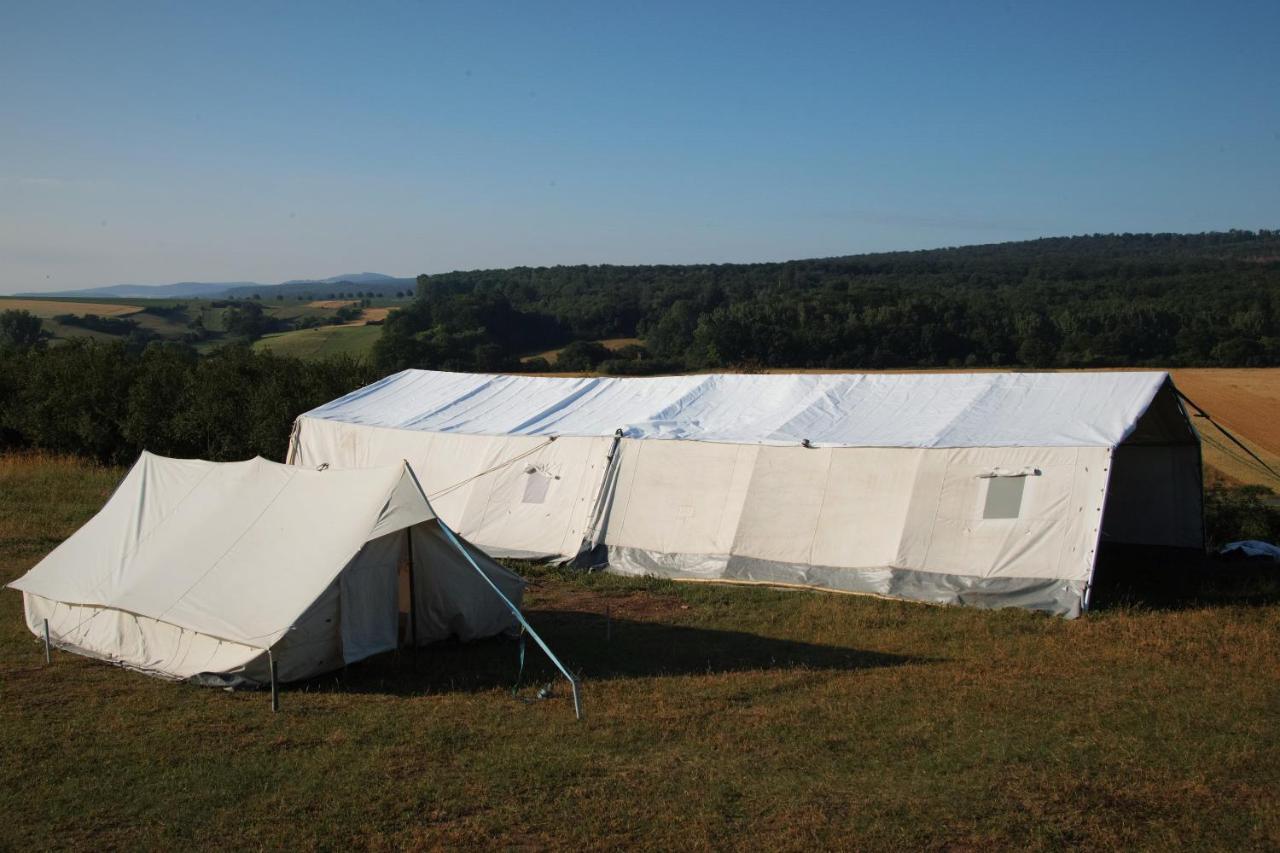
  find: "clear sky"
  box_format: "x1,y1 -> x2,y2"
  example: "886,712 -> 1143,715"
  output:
3,1 -> 1278,292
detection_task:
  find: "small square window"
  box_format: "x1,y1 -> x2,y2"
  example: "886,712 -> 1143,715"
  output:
983,476 -> 1025,519
522,472 -> 551,504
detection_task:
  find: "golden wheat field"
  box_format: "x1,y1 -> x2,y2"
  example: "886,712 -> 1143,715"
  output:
0,298 -> 143,318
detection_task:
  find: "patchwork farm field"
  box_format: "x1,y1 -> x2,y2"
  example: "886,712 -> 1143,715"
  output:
253,323 -> 383,360
1,454 -> 1277,849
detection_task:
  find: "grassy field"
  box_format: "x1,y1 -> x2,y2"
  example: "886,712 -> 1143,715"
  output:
1,454 -> 1277,849
253,323 -> 383,360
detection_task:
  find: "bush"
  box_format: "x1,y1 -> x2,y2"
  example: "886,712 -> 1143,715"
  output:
0,310 -> 47,351
555,340 -> 612,371
1204,484 -> 1280,550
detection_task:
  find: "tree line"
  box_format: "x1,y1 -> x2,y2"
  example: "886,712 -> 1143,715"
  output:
372,230 -> 1280,374
0,336 -> 374,464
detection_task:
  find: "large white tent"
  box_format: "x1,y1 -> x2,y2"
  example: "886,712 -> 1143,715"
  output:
9,452 -> 529,685
288,370 -> 1203,618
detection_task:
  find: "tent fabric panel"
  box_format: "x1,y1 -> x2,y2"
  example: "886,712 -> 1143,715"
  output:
410,526 -> 525,643
1102,444 -> 1204,548
904,446 -> 1108,582
303,369 -> 1173,449
809,448 -> 922,568
605,440 -> 757,560
111,463 -> 405,647
271,580 -> 342,682
8,453 -> 216,605
24,594 -> 264,681
338,533 -> 402,665
729,446 -> 832,566
605,548 -> 1087,617
292,418 -> 608,561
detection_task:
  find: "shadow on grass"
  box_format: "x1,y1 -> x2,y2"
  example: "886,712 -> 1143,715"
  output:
1090,544 -> 1280,612
294,609 -> 923,697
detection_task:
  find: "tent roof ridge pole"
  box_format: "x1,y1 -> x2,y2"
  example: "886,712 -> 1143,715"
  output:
401,462 -> 583,720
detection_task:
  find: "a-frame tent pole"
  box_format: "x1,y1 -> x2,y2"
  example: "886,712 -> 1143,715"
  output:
407,527 -> 418,651
401,462 -> 583,720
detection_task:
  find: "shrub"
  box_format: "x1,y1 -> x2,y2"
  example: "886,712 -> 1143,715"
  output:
1204,484 -> 1280,550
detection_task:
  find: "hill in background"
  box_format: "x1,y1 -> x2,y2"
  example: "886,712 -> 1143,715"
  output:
15,273 -> 415,300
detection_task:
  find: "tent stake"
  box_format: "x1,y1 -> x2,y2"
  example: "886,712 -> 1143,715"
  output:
269,650 -> 279,713
43,618 -> 51,664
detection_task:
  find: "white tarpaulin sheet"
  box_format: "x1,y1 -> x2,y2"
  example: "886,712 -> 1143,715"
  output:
303,369 -> 1171,448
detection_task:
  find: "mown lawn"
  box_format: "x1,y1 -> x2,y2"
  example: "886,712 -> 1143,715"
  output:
1,454 -> 1277,850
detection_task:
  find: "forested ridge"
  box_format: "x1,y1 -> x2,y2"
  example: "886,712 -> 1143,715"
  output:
374,230 -> 1280,373
3,230 -> 1280,465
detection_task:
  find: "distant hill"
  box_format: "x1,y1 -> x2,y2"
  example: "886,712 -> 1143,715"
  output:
16,273 -> 414,300
16,281 -> 259,299
281,273 -> 403,286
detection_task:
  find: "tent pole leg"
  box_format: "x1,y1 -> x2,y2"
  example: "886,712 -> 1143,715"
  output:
43,618 -> 51,664
269,650 -> 279,713
570,679 -> 583,721
407,529 -> 418,653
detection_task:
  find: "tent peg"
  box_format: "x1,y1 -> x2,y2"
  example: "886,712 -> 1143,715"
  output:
42,618 -> 51,664
269,650 -> 280,713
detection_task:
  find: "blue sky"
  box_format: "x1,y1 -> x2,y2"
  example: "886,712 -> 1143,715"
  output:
2,1 -> 1277,291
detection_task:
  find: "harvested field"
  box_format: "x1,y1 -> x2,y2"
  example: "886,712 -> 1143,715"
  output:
1171,368 -> 1280,486
0,298 -> 143,318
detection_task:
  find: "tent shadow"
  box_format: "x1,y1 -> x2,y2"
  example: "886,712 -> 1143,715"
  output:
1090,545 -> 1280,612
293,609 -> 922,697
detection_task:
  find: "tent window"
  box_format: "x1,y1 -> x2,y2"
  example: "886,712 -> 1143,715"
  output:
983,476 -> 1025,519
522,472 -> 551,504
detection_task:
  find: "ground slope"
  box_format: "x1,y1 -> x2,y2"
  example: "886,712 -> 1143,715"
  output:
1,455 -> 1276,850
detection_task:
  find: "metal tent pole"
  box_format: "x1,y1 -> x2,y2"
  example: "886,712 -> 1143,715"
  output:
43,618 -> 51,664
407,528 -> 418,651
268,650 -> 280,713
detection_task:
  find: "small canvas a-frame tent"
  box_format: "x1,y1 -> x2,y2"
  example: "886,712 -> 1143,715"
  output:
289,370 -> 1204,619
8,452 -> 541,690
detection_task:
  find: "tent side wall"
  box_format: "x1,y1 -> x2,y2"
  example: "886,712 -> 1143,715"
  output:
24,593 -> 266,681
292,417 -> 610,560
601,441 -> 1111,617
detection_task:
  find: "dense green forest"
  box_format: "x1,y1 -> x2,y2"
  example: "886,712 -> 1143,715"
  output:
0,339 -> 374,463
373,230 -> 1280,373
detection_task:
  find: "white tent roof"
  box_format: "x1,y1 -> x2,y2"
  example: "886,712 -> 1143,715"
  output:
304,369 -> 1173,448
9,452 -> 436,649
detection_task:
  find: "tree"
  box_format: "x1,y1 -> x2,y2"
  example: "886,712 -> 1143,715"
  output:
0,310 -> 47,351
